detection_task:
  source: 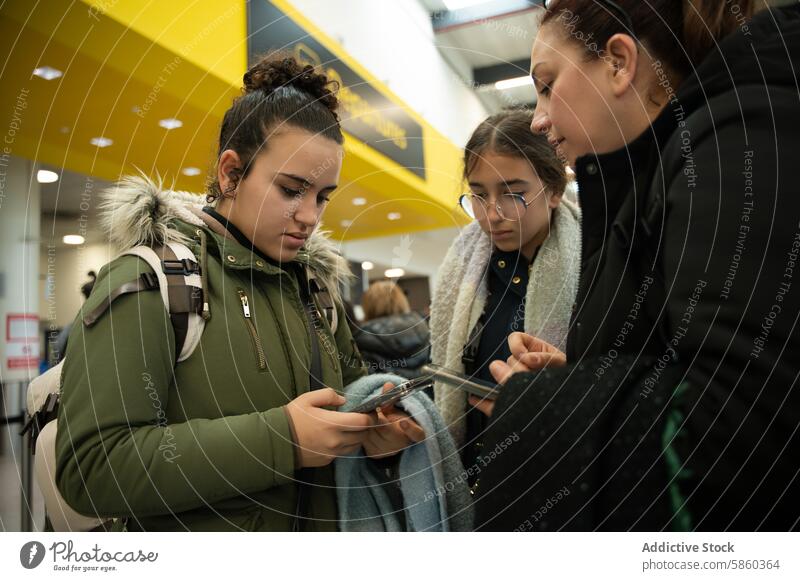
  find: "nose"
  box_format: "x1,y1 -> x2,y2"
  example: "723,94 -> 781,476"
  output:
531,103 -> 551,135
485,199 -> 504,224
293,193 -> 320,228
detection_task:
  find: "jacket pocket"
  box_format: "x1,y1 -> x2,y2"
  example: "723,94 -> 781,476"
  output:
237,288 -> 267,371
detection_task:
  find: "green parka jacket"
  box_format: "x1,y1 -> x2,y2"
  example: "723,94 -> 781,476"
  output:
55,176 -> 366,531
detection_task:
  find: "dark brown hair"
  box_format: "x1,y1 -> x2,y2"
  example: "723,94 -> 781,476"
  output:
541,0 -> 756,81
464,109 -> 568,195
207,52 -> 342,201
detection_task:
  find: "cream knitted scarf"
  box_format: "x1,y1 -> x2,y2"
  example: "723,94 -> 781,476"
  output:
431,196 -> 582,445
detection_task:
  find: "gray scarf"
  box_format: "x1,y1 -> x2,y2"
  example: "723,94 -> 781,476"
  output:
430,196 -> 582,445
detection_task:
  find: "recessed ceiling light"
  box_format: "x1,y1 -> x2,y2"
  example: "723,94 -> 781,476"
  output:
340,220 -> 352,227
59,126 -> 70,134
352,197 -> 367,206
37,170 -> 59,183
90,137 -> 113,148
33,66 -> 63,80
63,235 -> 85,245
494,76 -> 533,91
387,212 -> 402,221
384,268 -> 405,278
361,261 -> 374,271
181,167 -> 201,176
159,118 -> 183,130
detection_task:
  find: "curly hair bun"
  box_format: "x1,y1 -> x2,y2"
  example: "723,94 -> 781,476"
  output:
242,53 -> 339,116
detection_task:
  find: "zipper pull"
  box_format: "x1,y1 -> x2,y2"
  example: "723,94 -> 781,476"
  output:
238,290 -> 251,318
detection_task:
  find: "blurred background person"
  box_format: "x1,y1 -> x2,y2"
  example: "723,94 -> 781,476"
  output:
353,280 -> 431,381
52,270 -> 96,364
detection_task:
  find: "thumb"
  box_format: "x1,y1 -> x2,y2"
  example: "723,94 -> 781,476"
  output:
489,359 -> 513,385
399,418 -> 426,443
302,387 -> 346,408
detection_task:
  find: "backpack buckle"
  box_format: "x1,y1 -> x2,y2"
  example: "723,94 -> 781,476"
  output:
161,258 -> 199,276
20,392 -> 60,453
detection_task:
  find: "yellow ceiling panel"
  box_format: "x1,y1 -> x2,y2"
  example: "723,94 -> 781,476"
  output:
0,0 -> 468,240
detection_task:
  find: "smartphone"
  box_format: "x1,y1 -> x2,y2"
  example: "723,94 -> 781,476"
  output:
348,376 -> 433,414
420,363 -> 501,400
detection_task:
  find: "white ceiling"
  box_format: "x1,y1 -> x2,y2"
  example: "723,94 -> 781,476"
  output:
419,0 -> 542,113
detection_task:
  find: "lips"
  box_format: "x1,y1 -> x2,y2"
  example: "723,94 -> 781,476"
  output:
283,232 -> 308,248
492,230 -> 515,240
549,137 -> 565,149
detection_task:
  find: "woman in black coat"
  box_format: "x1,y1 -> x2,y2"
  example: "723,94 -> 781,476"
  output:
473,0 -> 800,531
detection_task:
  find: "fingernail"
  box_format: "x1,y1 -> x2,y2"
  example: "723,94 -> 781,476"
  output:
400,421 -> 409,430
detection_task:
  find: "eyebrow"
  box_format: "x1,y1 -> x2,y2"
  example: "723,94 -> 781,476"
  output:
530,62 -> 547,77
530,62 -> 547,88
278,172 -> 337,193
468,179 -> 531,189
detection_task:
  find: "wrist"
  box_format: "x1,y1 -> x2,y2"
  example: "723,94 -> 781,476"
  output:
282,405 -> 303,469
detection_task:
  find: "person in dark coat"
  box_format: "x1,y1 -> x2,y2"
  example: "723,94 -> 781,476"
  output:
52,270 -> 96,363
354,280 -> 431,380
473,0 -> 800,531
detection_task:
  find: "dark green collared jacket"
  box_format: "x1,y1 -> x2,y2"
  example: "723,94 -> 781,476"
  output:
56,176 -> 366,531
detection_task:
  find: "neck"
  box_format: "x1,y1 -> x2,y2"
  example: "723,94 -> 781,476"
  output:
202,206 -> 275,265
214,198 -> 235,223
520,239 -> 541,262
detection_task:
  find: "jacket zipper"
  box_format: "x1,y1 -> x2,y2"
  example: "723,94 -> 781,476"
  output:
237,288 -> 267,370
263,290 -> 298,398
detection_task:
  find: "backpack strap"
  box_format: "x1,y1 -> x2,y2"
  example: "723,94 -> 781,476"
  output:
307,269 -> 338,335
84,242 -> 205,362
82,272 -> 160,326
150,243 -> 204,362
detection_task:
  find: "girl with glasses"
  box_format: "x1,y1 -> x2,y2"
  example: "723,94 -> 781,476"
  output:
430,109 -> 580,486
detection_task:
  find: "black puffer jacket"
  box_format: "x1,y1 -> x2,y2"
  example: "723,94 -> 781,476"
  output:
476,5 -> 800,531
353,312 -> 431,380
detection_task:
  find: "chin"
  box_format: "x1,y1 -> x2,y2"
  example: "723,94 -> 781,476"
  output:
287,245 -> 306,260
493,240 -> 521,252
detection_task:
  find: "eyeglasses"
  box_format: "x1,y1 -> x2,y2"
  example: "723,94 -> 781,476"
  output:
458,187 -> 546,222
542,0 -> 635,37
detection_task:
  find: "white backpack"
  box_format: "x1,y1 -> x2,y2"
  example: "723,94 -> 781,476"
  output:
23,242 -> 206,531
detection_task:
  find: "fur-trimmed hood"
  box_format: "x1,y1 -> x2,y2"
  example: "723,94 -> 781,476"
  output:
98,174 -> 353,305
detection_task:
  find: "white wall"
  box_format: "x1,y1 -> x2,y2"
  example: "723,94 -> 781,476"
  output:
0,157 -> 40,381
341,226 -> 461,295
39,241 -> 113,330
287,0 -> 488,146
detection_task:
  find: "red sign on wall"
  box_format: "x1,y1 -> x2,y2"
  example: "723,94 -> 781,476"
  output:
6,313 -> 39,369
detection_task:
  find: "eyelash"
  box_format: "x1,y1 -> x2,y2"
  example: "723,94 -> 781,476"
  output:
281,186 -> 302,198
538,84 -> 551,97
281,186 -> 330,205
474,192 -> 526,198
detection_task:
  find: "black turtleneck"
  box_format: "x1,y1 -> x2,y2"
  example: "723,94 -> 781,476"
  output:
202,206 -> 280,267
